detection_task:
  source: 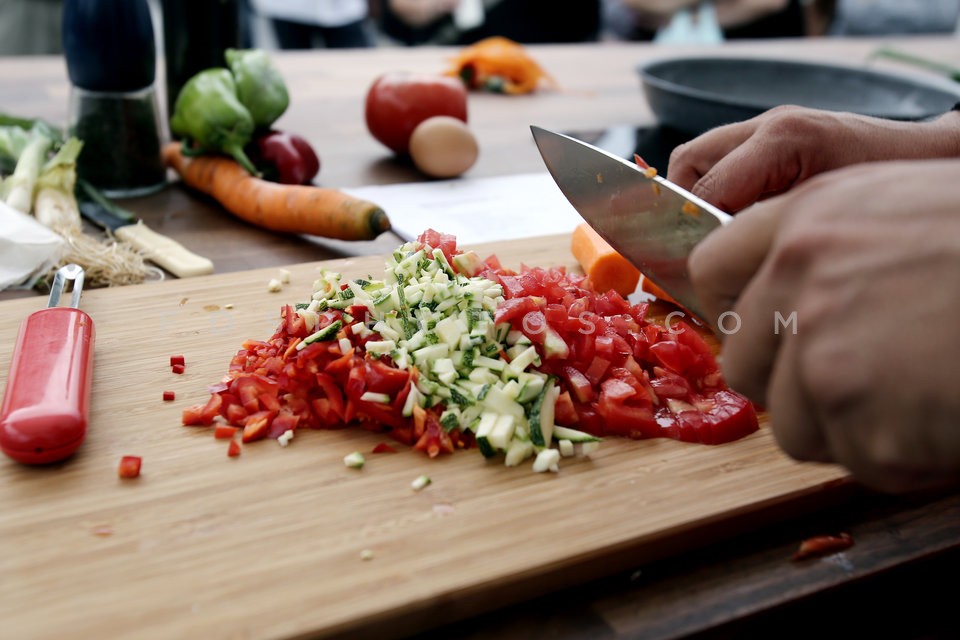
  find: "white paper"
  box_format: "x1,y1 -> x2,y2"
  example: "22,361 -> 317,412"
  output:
344,172 -> 584,246
0,200 -> 66,290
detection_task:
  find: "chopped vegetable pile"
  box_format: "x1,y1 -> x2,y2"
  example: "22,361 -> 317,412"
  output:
183,230 -> 758,472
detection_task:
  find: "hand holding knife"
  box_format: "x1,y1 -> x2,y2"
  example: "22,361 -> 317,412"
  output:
531,125 -> 731,323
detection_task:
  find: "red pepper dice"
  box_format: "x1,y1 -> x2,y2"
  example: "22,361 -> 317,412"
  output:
255,131 -> 321,185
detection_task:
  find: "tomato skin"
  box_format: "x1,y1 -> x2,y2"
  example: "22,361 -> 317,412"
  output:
365,72 -> 468,155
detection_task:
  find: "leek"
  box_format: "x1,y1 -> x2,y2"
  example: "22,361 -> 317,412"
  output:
34,137 -> 84,235
3,128 -> 52,214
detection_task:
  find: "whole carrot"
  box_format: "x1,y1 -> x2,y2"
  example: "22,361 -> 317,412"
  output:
163,142 -> 391,241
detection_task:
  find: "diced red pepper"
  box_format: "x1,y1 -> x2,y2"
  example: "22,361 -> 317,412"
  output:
117,456 -> 142,478
170,355 -> 185,367
162,390 -> 176,402
792,533 -> 854,561
227,439 -> 242,457
214,425 -> 239,440
172,364 -> 185,375
372,443 -> 398,454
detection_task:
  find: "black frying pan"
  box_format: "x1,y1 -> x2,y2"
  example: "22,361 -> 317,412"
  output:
638,56 -> 960,136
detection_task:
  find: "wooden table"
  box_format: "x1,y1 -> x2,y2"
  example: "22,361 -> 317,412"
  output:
3,38 -> 960,638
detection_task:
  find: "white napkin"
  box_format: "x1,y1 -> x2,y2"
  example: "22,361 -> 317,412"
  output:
0,200 -> 66,290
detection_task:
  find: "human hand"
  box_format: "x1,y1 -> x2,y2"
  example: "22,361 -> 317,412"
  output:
667,105 -> 960,213
688,159 -> 960,493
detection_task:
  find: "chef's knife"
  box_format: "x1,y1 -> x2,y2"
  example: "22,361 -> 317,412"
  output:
77,180 -> 214,278
530,126 -> 731,322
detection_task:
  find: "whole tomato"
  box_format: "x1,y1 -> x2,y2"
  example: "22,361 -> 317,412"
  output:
365,71 -> 468,155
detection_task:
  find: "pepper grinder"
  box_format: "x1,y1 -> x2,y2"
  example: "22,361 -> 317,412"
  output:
62,0 -> 167,197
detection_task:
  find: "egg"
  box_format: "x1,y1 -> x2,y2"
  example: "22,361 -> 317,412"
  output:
408,116 -> 479,179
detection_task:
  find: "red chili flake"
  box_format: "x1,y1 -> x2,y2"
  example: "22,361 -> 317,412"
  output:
214,425 -> 239,440
227,439 -> 241,457
633,153 -> 651,170
162,390 -> 176,401
171,364 -> 185,375
791,532 -> 854,561
170,355 -> 185,367
372,443 -> 398,454
117,456 -> 142,479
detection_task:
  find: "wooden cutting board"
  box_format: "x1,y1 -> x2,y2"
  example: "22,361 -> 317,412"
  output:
0,234 -> 849,639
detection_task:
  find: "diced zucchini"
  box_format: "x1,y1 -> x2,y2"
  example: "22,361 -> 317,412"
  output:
532,448 -> 560,473
488,415 -> 516,450
360,391 -> 390,404
475,413 -> 498,458
528,379 -> 556,447
552,425 -> 601,443
504,439 -> 535,467
481,385 -> 525,419
298,319 -> 342,349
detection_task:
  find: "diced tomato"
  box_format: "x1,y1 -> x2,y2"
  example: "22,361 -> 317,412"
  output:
562,366 -> 595,404
227,439 -> 242,457
494,296 -> 538,325
490,261 -> 757,446
554,390 -> 578,425
583,356 -> 611,386
372,442 -> 398,454
418,229 -> 458,265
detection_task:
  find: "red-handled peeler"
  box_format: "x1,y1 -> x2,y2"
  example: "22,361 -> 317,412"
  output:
1,264 -> 95,464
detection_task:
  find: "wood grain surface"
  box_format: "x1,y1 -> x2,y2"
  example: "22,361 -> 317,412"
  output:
0,234 -> 849,640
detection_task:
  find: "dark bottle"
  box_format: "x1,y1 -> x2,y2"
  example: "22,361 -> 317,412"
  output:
162,0 -> 243,120
63,0 -> 166,197
63,0 -> 156,92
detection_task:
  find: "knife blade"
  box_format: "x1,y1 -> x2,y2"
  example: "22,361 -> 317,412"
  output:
530,126 -> 731,322
77,180 -> 214,278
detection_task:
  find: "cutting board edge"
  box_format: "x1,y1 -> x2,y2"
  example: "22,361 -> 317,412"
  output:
313,476 -> 857,640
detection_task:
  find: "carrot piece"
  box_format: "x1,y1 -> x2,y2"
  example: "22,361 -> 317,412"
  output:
570,223 -> 640,297
640,276 -> 678,305
163,142 -> 391,241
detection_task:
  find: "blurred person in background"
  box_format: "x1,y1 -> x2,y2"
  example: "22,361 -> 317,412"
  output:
0,0 -> 63,55
603,0 -> 806,42
252,0 -> 375,48
807,0 -> 960,36
374,0 -> 601,45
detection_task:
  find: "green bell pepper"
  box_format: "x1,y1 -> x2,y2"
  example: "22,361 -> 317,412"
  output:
169,68 -> 258,175
225,48 -> 289,130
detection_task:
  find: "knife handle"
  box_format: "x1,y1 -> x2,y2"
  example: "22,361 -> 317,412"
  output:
115,222 -> 214,278
1,308 -> 95,464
